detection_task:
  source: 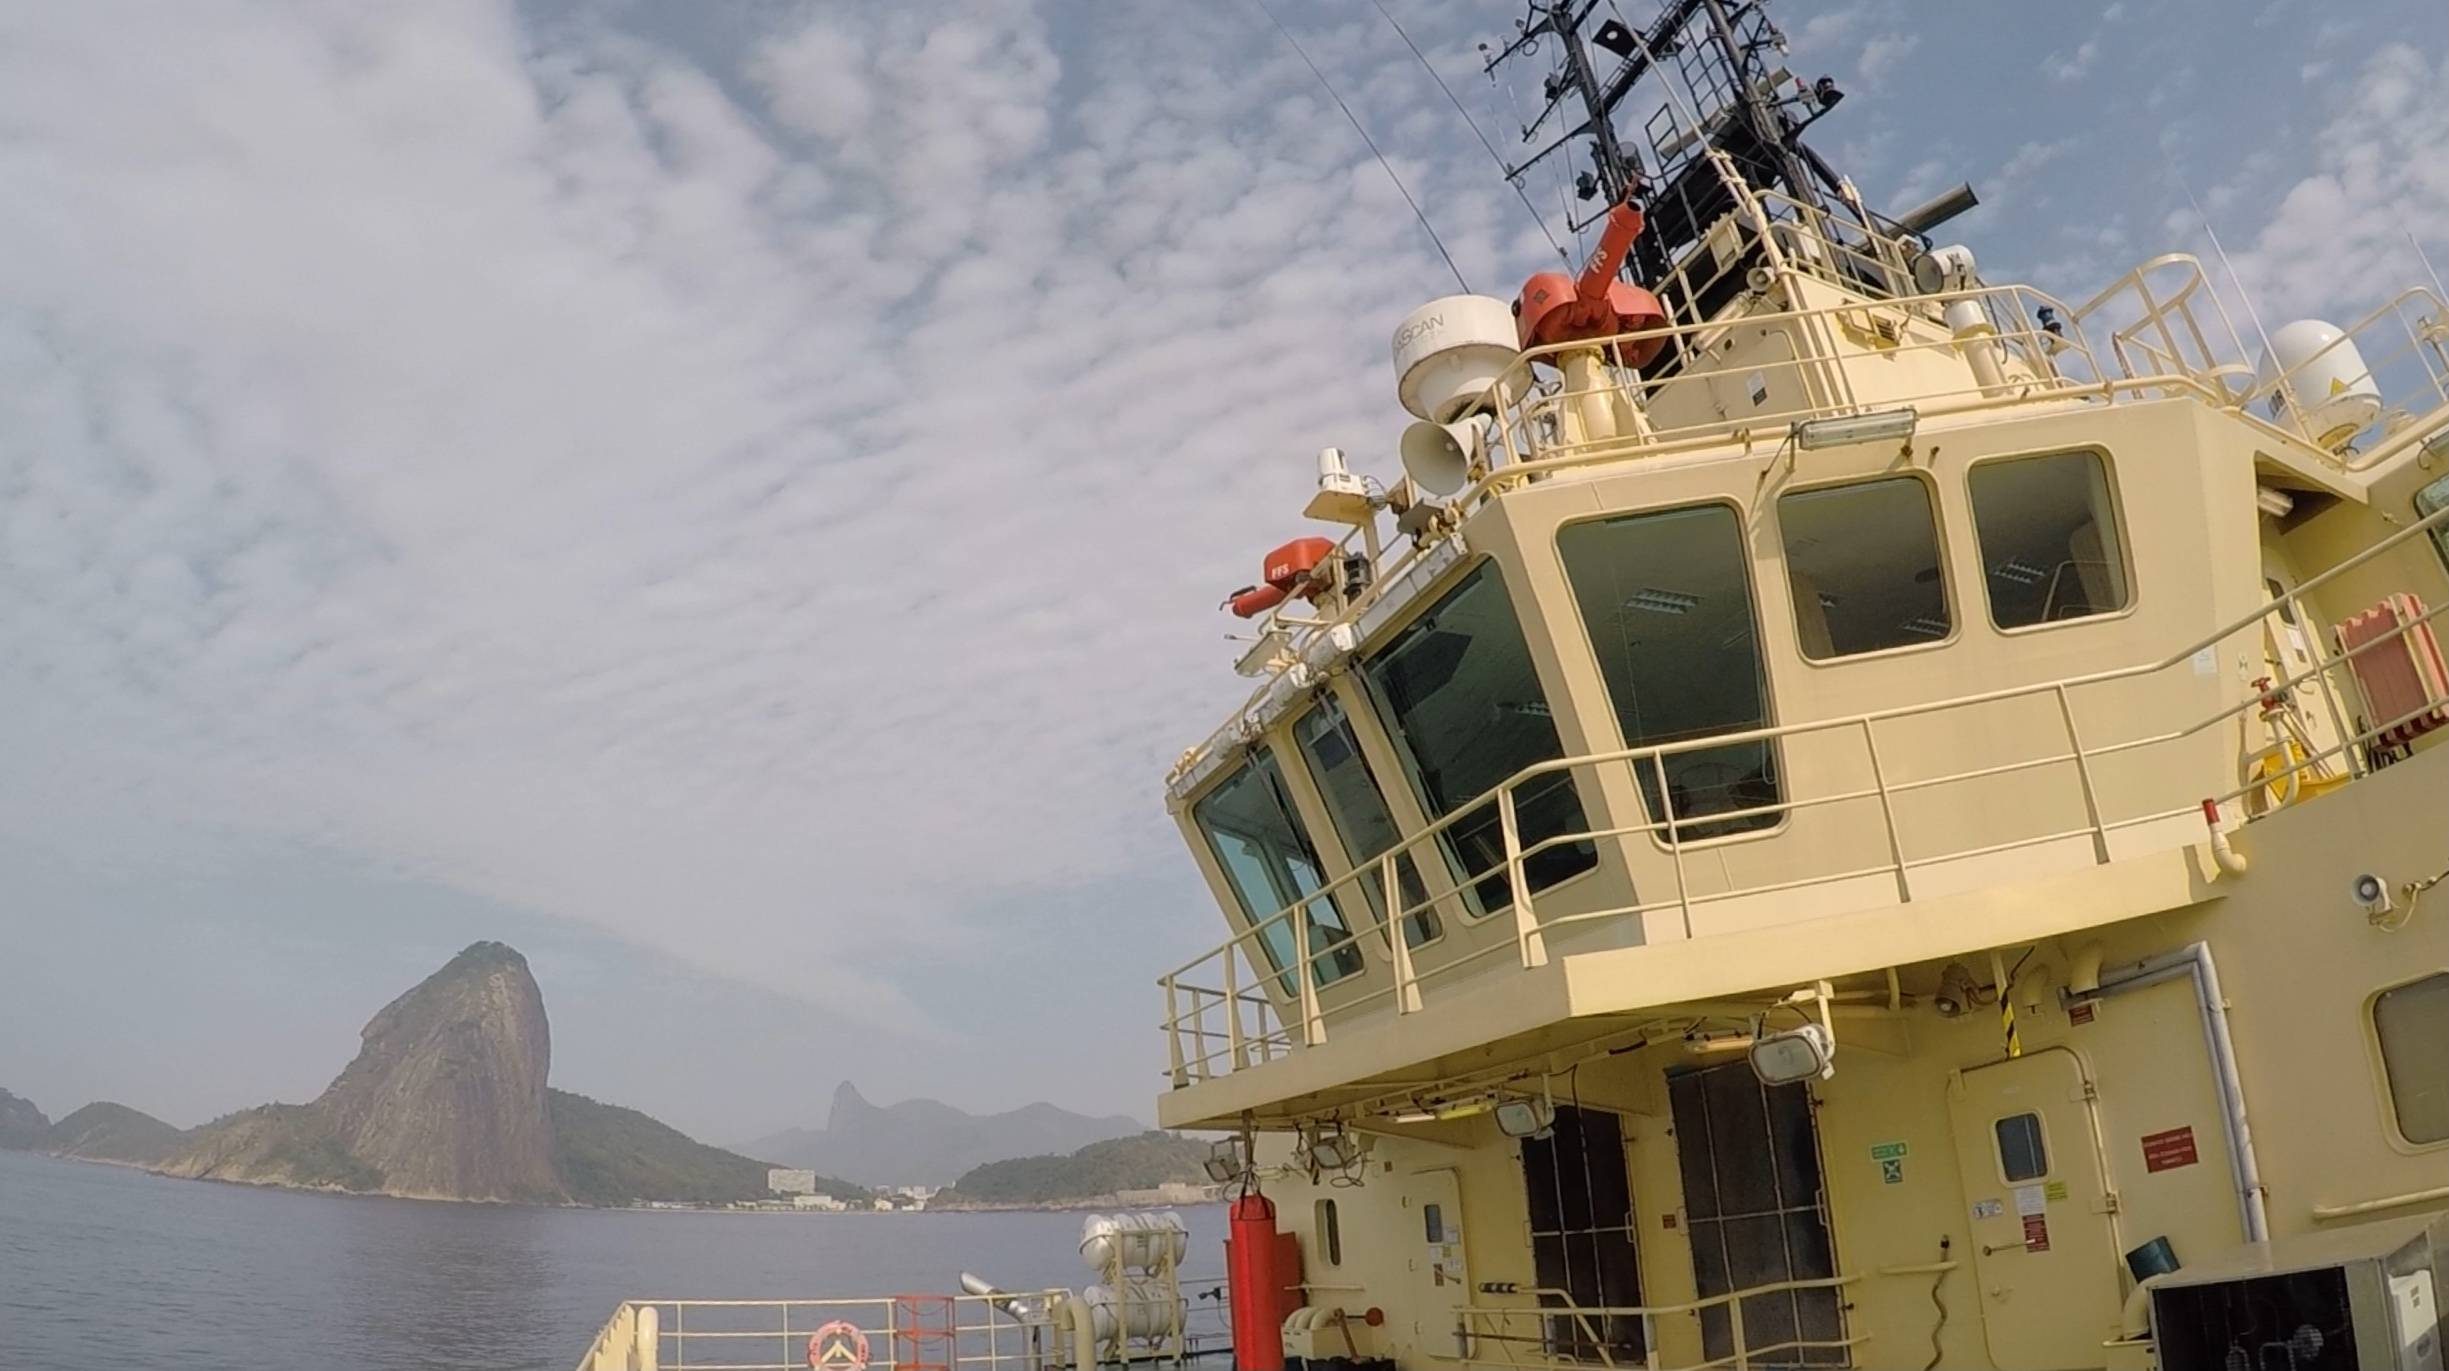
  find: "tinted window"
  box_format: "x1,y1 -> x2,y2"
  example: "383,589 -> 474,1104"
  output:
1315,1198 -> 1343,1266
2374,973 -> 2449,1144
1190,748 -> 1363,988
1291,696 -> 1442,947
1780,477 -> 1951,657
1558,505 -> 1779,839
1968,450 -> 2131,628
1362,562 -> 1597,911
1996,1112 -> 2048,1182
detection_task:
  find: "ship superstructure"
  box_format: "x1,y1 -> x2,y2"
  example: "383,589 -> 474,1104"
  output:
1155,3 -> 2449,1369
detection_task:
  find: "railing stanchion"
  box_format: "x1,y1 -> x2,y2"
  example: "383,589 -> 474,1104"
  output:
1500,787 -> 1546,966
1387,854 -> 1421,1013
1294,908 -> 1325,1047
2055,682 -> 2114,864
1223,941 -> 1245,1071
1654,753 -> 1694,939
1862,718 -> 1912,902
1163,978 -> 1186,1087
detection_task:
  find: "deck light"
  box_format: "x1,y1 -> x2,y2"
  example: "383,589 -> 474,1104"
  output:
1791,407 -> 1917,451
1748,1022 -> 1836,1086
1304,1123 -> 1362,1171
1493,1097 -> 1556,1139
1202,1138 -> 1246,1184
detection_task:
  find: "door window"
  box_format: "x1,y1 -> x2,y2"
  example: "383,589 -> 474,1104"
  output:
1995,1113 -> 2048,1182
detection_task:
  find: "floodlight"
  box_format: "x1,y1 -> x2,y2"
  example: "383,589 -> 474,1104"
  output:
1307,1124 -> 1361,1171
1493,1097 -> 1556,1139
1748,1023 -> 1835,1086
1202,1138 -> 1245,1184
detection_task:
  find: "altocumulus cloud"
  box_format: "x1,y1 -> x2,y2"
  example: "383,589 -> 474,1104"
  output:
0,0 -> 2439,1060
0,0 -> 1524,1032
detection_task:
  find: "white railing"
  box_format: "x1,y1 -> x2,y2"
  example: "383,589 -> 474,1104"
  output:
574,1288 -> 1236,1371
1451,1263 -> 1956,1371
1162,500 -> 2449,1088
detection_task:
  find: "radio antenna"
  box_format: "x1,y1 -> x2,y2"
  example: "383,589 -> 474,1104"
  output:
1251,0 -> 1471,293
1362,0 -> 1569,263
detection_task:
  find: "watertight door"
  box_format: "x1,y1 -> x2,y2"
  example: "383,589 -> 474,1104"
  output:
1948,1047 -> 2121,1370
1402,1167 -> 1469,1360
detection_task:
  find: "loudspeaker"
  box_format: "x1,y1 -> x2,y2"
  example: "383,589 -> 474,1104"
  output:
1400,418 -> 1480,496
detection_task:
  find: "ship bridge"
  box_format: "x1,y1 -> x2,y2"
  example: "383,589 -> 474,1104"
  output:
1156,217 -> 2449,1133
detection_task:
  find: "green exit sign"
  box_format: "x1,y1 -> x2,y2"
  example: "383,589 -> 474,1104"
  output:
1869,1141 -> 1908,1161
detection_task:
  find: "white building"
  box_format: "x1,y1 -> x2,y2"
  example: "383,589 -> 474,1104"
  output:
766,1168 -> 816,1195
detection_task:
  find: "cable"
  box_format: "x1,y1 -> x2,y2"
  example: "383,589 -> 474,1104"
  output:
1363,0 -> 1568,263
1920,1236 -> 1953,1371
1251,0 -> 1471,293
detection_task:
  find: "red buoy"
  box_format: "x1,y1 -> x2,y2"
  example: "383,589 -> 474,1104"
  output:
1227,1193 -> 1289,1371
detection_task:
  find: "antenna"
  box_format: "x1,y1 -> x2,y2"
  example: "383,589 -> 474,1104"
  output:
2166,157 -> 2278,380
1363,0 -> 1569,263
1250,0 -> 1471,294
2410,230 -> 2448,302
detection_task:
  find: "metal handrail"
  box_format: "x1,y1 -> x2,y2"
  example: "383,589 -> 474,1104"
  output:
1161,498 -> 2449,1083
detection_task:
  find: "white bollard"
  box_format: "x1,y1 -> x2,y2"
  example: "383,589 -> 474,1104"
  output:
634,1304 -> 659,1371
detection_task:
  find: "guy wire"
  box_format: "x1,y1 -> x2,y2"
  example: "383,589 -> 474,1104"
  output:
1362,0 -> 1569,263
1252,0 -> 1472,293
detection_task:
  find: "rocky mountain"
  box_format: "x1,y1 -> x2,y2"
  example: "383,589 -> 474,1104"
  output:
43,1102 -> 188,1165
0,1087 -> 47,1149
743,1081 -> 1141,1188
551,1089 -> 860,1207
162,941 -> 565,1201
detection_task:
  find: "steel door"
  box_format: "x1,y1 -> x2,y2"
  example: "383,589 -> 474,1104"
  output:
1403,1166 -> 1470,1359
1948,1047 -> 2122,1370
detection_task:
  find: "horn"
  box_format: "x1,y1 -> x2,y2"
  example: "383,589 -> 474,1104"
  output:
1400,418 -> 1481,497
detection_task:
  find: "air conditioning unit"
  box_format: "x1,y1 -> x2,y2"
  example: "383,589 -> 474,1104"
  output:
2149,1214 -> 2445,1371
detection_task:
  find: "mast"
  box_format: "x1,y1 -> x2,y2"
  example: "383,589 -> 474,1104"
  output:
1485,0 -> 1871,323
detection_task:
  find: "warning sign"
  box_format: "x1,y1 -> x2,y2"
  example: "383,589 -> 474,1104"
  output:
2068,1001 -> 2097,1026
807,1321 -> 870,1371
1972,1198 -> 2004,1220
2043,1179 -> 2068,1204
2021,1213 -> 2051,1252
1880,1158 -> 1904,1185
2141,1126 -> 2200,1174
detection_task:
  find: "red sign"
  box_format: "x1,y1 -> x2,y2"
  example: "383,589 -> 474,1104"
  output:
2068,1001 -> 2097,1026
2141,1126 -> 2200,1173
2021,1213 -> 2051,1252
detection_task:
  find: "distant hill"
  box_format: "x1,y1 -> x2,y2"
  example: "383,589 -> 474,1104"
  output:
744,1082 -> 1142,1188
938,1132 -> 1214,1206
550,1089 -> 862,1207
0,1088 -> 47,1149
44,1102 -> 189,1165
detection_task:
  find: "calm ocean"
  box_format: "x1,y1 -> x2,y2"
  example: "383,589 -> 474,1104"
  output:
0,1149 -> 1231,1370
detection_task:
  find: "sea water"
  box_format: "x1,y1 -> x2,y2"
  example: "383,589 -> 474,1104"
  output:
0,1149 -> 1231,1371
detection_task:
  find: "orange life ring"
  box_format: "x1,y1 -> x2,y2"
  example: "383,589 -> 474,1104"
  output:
806,1320 -> 871,1370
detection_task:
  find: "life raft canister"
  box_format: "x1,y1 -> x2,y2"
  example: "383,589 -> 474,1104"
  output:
1227,537 -> 1339,619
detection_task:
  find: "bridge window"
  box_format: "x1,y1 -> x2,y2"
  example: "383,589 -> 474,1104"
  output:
1779,476 -> 1952,658
1361,562 -> 1597,913
1191,747 -> 1363,989
1559,504 -> 1779,839
2373,972 -> 2448,1144
1968,450 -> 2131,629
1292,696 -> 1442,947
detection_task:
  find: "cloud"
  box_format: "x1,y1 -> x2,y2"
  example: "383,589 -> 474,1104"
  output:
0,0 -> 1526,1045
2221,43 -> 2449,319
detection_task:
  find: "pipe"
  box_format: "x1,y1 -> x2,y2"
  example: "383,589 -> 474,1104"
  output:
2068,942 -> 2104,997
2088,942 -> 2268,1242
2201,799 -> 2249,876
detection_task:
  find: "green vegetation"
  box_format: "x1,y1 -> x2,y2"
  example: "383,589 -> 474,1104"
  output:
264,1128 -> 387,1192
549,1089 -> 865,1207
0,1088 -> 48,1150
942,1131 -> 1213,1205
42,1101 -> 189,1165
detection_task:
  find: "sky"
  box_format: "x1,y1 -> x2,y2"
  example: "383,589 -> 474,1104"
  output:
0,0 -> 2441,1146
